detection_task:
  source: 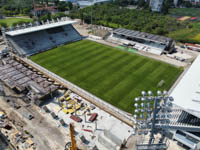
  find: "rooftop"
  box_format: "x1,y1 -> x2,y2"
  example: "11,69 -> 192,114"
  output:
171,55 -> 200,119
5,20 -> 77,36
0,56 -> 59,100
113,28 -> 173,45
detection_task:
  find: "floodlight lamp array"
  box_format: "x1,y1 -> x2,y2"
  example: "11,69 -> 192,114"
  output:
133,90 -> 173,135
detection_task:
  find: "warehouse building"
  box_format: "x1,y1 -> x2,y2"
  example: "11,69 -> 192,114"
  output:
149,0 -> 164,12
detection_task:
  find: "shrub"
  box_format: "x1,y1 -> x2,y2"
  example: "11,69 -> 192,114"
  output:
52,12 -> 66,20
12,20 -> 31,27
0,22 -> 8,28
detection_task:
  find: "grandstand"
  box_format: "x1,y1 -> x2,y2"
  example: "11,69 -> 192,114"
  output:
167,104 -> 200,149
4,19 -> 82,56
169,55 -> 200,149
107,28 -> 175,55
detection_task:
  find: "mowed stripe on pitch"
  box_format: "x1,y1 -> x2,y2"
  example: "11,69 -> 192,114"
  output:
30,40 -> 182,113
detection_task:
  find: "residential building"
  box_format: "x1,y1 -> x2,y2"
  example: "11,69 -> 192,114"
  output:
150,0 -> 164,12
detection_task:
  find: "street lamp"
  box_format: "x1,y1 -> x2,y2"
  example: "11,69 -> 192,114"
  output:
133,90 -> 173,149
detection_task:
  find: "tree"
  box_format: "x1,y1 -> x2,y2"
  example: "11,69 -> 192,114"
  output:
54,0 -> 59,6
0,22 -> 8,28
39,12 -> 51,21
67,1 -> 73,10
67,3 -> 188,40
177,0 -> 183,6
137,0 -> 146,8
161,0 -> 171,14
57,1 -> 73,11
45,0 -> 49,5
184,1 -> 192,8
52,12 -> 66,19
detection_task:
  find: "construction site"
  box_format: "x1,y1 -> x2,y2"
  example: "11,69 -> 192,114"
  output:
0,18 -> 135,149
0,53 -> 134,150
0,15 -> 200,150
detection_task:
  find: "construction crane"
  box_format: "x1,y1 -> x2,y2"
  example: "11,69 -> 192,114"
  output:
69,123 -> 77,150
65,123 -> 77,150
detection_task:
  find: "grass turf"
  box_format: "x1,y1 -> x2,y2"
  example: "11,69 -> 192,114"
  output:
169,8 -> 200,17
168,23 -> 200,43
0,17 -> 32,26
30,40 -> 182,113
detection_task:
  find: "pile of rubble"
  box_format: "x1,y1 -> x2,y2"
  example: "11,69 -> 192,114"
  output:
0,111 -> 37,150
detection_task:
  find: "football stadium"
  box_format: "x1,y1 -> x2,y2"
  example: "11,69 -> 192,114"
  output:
30,40 -> 182,113
3,18 -> 182,113
2,17 -> 200,150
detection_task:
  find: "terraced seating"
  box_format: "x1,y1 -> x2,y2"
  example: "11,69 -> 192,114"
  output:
7,24 -> 82,56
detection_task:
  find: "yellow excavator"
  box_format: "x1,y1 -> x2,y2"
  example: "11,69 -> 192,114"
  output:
65,123 -> 77,150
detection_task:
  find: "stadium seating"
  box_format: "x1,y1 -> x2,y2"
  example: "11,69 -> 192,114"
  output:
7,24 -> 82,56
107,34 -> 165,55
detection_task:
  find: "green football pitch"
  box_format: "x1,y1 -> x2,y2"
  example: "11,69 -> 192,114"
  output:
0,18 -> 32,26
30,40 -> 182,113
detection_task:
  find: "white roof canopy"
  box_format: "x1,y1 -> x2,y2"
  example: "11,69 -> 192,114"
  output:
171,55 -> 200,118
5,20 -> 77,36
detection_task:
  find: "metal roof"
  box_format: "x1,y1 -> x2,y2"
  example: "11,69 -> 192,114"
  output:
171,55 -> 200,119
5,20 -> 77,36
113,28 -> 172,45
0,57 -> 59,99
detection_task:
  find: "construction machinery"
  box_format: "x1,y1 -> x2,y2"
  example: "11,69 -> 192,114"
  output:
65,123 -> 77,150
69,123 -> 77,150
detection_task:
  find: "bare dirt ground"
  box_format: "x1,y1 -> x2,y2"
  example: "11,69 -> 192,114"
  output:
0,84 -> 86,150
73,24 -> 90,37
0,97 -> 64,150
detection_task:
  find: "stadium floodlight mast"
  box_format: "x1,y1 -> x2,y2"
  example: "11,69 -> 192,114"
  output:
133,90 -> 174,148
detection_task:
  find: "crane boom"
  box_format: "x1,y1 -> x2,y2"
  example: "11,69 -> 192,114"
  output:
69,123 -> 77,150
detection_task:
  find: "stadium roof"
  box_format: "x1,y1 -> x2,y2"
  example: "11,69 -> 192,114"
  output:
171,55 -> 200,119
113,28 -> 173,45
5,20 -> 77,36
